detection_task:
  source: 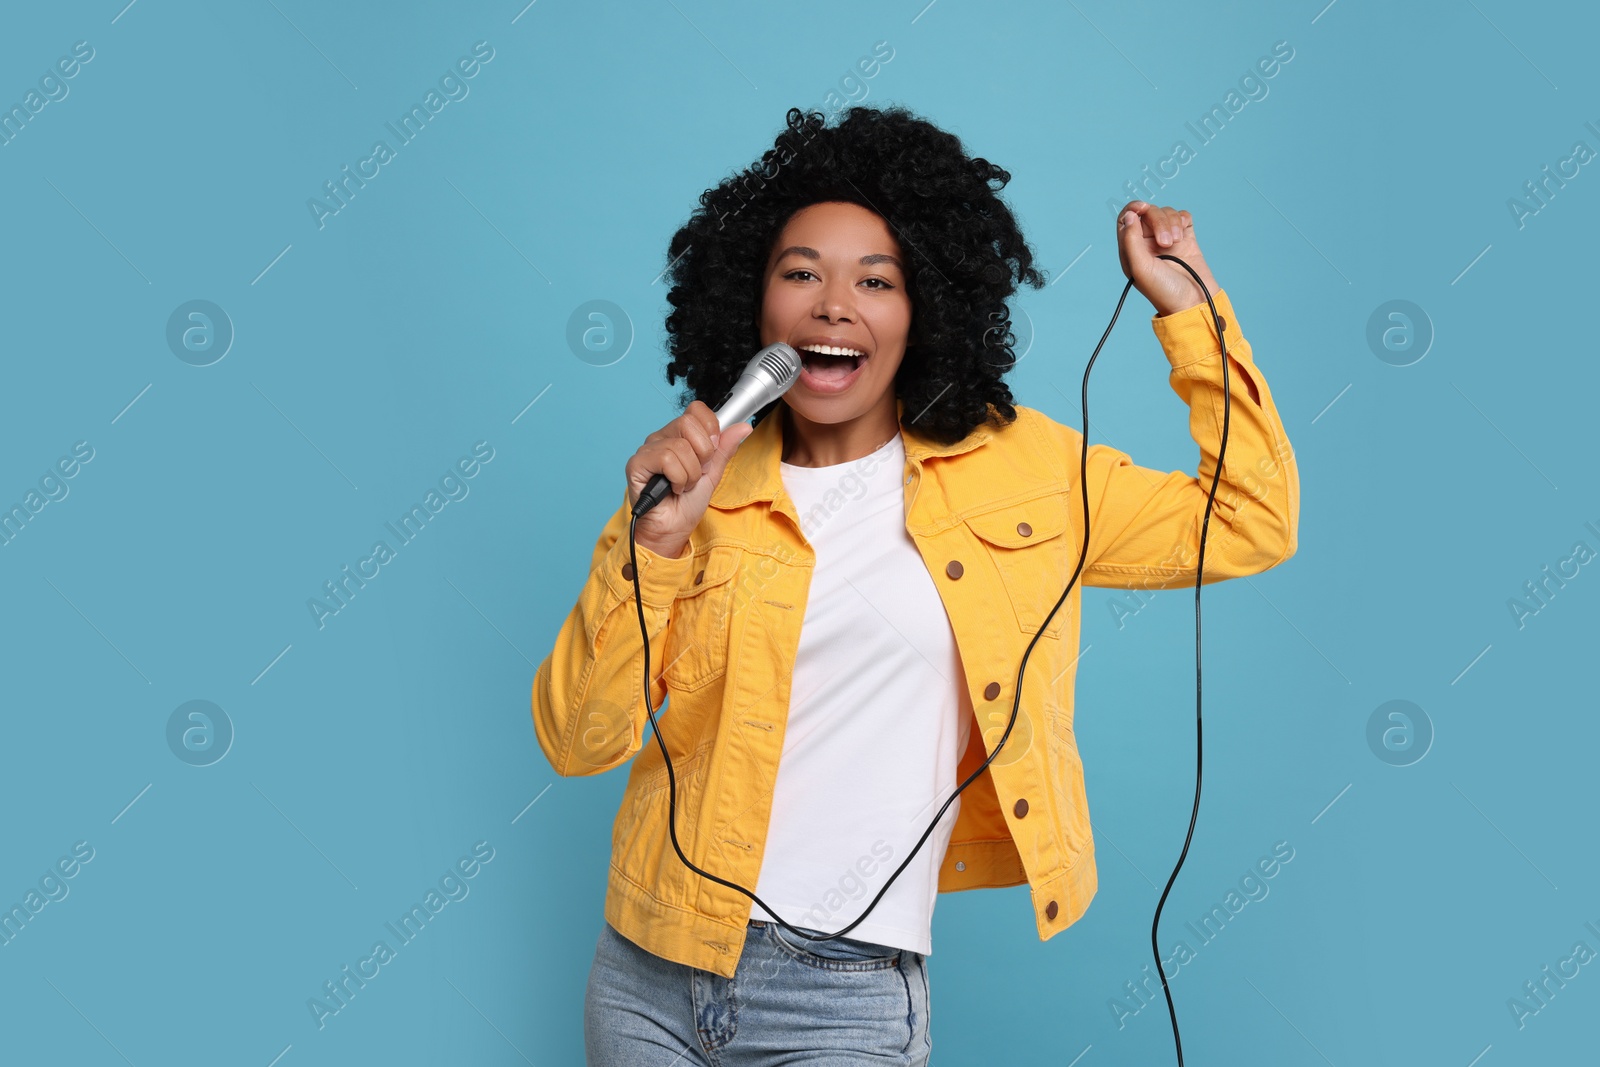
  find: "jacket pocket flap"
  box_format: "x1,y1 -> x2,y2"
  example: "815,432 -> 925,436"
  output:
675,545 -> 740,598
964,492 -> 1069,548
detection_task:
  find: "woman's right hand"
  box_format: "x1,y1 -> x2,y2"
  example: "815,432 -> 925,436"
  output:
624,400 -> 754,559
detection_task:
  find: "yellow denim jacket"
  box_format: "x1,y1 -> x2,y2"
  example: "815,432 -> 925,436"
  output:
532,288 -> 1298,979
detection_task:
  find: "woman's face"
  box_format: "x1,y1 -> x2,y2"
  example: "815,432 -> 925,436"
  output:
759,200 -> 911,428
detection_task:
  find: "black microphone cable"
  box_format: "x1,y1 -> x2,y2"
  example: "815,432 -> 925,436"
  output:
624,254 -> 1228,1066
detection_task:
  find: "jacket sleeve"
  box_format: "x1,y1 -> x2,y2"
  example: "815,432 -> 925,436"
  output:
1074,287 -> 1300,590
531,490 -> 698,777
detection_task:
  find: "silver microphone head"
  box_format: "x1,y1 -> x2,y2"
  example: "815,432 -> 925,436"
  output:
714,342 -> 801,431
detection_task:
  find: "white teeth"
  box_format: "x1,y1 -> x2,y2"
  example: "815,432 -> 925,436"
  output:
800,344 -> 865,358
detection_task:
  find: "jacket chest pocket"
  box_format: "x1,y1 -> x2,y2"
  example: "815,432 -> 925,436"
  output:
662,546 -> 741,692
963,492 -> 1077,640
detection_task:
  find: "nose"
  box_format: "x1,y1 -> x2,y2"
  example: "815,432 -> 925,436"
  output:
813,276 -> 856,324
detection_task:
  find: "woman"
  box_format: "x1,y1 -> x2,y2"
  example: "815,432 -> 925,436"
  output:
533,105 -> 1298,1065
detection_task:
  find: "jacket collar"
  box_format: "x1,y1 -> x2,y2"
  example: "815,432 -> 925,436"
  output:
709,397 -> 995,510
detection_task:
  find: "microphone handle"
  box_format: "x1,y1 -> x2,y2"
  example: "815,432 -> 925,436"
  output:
631,360 -> 785,519
631,389 -> 734,518
634,471 -> 673,518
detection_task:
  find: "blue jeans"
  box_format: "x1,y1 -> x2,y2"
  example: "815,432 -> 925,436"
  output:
584,918 -> 932,1065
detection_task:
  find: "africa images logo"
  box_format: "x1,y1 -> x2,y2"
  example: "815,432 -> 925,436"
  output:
307,41 -> 496,230
308,442 -> 495,629
306,841 -> 494,1030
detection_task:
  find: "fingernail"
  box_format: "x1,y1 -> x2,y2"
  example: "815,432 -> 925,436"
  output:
711,433 -> 720,447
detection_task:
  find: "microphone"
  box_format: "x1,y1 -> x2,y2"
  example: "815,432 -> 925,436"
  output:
631,342 -> 802,518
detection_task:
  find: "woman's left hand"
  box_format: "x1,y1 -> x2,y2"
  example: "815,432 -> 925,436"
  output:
1116,200 -> 1222,317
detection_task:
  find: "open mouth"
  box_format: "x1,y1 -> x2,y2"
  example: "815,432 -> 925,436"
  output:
797,344 -> 866,391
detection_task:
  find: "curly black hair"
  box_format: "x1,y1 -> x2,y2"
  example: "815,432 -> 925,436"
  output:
661,104 -> 1047,445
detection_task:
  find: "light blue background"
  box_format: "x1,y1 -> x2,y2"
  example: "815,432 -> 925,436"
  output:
2,1 -> 1595,1063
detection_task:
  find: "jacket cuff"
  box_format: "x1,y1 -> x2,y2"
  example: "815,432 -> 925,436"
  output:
1150,288 -> 1245,370
599,528 -> 697,610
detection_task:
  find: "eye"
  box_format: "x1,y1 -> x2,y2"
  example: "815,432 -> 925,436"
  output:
783,269 -> 816,282
860,277 -> 895,290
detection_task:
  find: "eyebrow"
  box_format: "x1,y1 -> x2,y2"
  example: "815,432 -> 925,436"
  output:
772,245 -> 903,270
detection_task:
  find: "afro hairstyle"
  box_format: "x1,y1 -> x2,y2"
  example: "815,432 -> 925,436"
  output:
660,104 -> 1047,445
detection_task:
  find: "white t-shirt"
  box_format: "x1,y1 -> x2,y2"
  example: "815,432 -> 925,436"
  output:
749,431 -> 973,955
